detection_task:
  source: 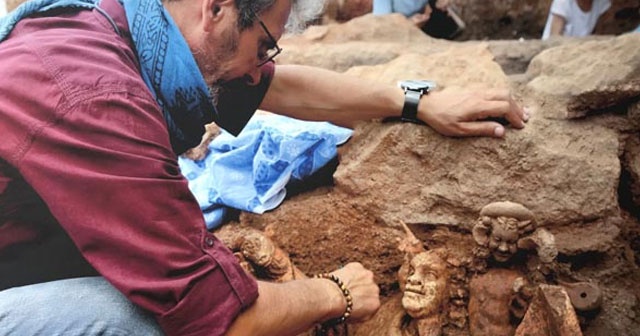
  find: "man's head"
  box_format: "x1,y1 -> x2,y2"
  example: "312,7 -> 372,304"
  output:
401,249 -> 449,319
165,0 -> 323,91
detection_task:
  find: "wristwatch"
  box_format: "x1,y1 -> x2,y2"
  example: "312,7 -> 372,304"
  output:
398,80 -> 437,124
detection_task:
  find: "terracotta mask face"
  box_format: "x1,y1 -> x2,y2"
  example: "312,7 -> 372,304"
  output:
487,217 -> 519,262
402,252 -> 448,319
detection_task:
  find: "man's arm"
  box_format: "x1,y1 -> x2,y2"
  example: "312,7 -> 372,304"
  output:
372,0 -> 393,15
549,14 -> 566,37
261,65 -> 528,138
227,263 -> 380,336
411,6 -> 432,27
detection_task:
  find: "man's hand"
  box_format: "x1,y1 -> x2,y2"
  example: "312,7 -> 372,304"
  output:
410,6 -> 432,27
435,0 -> 450,11
329,262 -> 380,323
419,87 -> 529,138
226,262 -> 380,336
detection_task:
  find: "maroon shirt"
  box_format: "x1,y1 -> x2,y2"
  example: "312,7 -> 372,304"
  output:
0,0 -> 274,334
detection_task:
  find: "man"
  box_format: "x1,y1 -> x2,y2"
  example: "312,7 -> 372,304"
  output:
542,0 -> 611,40
372,0 -> 464,39
0,0 -> 527,335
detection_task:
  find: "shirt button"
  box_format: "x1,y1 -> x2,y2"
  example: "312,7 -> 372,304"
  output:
205,236 -> 215,247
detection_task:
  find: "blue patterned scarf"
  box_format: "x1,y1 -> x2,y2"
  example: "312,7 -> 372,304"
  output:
0,0 -> 215,154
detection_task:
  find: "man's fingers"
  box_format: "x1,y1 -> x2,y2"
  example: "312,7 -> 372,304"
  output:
480,89 -> 524,115
468,101 -> 511,119
460,121 -> 506,138
468,101 -> 525,129
504,108 -> 526,129
468,94 -> 525,129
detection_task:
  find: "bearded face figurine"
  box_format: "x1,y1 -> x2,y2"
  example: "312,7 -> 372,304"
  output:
402,251 -> 449,319
397,248 -> 450,336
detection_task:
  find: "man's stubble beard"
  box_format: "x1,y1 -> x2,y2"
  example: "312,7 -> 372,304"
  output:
192,23 -> 240,106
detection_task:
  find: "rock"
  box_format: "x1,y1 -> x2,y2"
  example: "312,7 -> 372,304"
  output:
484,37 -> 593,75
630,101 -> 640,128
281,12 -> 626,78
299,13 -> 433,44
484,39 -> 553,75
526,34 -> 640,119
334,113 -> 620,230
550,219 -> 621,255
276,41 -> 399,72
623,132 -> 640,209
344,44 -> 510,90
322,0 -> 372,23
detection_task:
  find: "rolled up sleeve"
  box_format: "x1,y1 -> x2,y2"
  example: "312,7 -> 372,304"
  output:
12,88 -> 257,336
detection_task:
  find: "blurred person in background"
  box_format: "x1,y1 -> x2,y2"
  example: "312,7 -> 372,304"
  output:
542,0 -> 611,39
0,0 -> 7,17
373,0 -> 464,39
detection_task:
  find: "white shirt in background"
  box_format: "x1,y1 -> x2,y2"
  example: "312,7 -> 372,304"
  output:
0,0 -> 7,18
542,0 -> 611,40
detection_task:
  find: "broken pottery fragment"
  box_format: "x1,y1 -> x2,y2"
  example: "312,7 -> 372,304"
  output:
514,284 -> 583,336
558,281 -> 603,312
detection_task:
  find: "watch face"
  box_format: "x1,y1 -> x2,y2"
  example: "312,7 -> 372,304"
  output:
398,80 -> 437,92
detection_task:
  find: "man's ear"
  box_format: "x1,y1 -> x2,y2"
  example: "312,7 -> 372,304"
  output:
201,0 -> 236,32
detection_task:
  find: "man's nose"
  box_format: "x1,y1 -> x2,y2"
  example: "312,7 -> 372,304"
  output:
244,67 -> 262,86
498,243 -> 509,251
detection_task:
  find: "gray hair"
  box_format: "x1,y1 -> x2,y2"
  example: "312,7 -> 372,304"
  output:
285,0 -> 325,33
235,0 -> 325,33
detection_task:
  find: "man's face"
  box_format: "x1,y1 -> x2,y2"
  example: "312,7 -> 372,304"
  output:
191,0 -> 290,93
401,252 -> 447,319
488,217 -> 519,262
191,20 -> 240,103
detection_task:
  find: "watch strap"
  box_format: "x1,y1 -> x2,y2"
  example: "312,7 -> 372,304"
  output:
401,89 -> 424,124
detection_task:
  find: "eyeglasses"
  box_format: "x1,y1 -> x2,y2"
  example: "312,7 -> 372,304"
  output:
254,14 -> 282,67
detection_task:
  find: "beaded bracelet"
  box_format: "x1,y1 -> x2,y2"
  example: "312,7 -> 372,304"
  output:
314,273 -> 353,325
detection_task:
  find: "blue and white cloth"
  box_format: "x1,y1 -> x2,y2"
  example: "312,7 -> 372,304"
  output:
179,114 -> 352,229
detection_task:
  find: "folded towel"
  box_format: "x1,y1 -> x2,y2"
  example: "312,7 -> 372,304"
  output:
178,113 -> 353,229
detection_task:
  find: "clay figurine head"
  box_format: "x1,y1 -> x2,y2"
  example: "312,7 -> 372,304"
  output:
473,201 -> 535,263
401,249 -> 449,319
